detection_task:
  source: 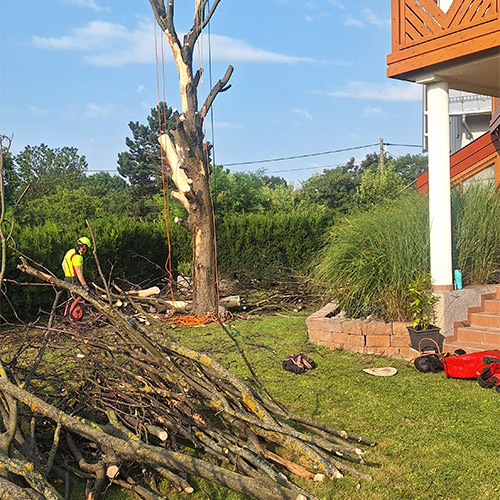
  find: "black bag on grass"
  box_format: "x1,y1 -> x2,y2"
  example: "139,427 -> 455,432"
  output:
282,353 -> 316,374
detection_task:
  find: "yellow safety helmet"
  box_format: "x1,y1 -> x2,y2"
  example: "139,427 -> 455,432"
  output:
77,236 -> 91,248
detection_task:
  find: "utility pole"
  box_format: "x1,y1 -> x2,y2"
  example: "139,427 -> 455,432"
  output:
379,138 -> 384,174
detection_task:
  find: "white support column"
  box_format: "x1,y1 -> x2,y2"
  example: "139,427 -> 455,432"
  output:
426,81 -> 453,291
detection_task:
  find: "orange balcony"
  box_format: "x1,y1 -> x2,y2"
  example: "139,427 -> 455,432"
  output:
387,0 -> 500,96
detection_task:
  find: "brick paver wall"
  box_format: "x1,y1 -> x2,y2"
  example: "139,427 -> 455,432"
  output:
306,303 -> 414,360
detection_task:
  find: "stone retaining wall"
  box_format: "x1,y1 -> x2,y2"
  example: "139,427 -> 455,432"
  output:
306,303 -> 414,360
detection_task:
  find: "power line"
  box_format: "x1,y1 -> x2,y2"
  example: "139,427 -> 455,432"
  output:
85,141 -> 423,174
223,142 -> 423,168
223,143 -> 379,167
384,142 -> 422,148
272,162 -> 345,174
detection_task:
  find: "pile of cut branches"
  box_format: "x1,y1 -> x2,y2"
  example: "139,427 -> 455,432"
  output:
0,260 -> 376,500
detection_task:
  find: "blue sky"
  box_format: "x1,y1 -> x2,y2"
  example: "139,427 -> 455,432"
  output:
0,0 -> 425,183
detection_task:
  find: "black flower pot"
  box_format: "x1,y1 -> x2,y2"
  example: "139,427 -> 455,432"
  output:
407,325 -> 444,353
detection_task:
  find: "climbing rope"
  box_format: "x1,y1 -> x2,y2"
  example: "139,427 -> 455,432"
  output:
163,311 -> 233,328
154,17 -> 176,318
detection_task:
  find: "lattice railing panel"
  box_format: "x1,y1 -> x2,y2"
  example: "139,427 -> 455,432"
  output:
402,0 -> 498,46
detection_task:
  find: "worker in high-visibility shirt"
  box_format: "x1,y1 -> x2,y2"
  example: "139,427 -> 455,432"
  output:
61,237 -> 91,292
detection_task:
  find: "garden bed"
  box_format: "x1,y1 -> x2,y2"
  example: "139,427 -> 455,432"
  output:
307,303 -> 414,359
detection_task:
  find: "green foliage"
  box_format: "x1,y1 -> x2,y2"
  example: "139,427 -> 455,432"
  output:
1,151 -> 19,204
117,102 -> 174,200
14,144 -> 87,200
312,191 -> 430,321
177,260 -> 192,277
408,273 -> 439,329
300,161 -> 360,214
452,184 -> 500,285
16,185 -> 132,228
357,163 -> 406,210
210,166 -> 292,216
217,212 -> 331,282
392,153 -> 428,183
299,153 -> 427,214
84,171 -> 128,196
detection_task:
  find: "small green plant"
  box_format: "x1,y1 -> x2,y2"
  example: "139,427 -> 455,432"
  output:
408,273 -> 439,330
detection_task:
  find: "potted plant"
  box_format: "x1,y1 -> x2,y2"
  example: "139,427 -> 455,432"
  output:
407,274 -> 444,352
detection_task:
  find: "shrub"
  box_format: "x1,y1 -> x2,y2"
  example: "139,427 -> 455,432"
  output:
357,163 -> 406,210
408,273 -> 439,329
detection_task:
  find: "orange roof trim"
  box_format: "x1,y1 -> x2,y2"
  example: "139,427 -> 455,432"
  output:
416,132 -> 500,193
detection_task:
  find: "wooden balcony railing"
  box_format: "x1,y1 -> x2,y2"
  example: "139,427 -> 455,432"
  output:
387,0 -> 500,78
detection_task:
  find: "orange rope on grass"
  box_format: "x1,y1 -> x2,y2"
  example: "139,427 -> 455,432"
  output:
163,311 -> 233,328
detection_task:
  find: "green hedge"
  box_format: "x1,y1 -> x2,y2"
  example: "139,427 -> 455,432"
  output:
2,216 -> 191,319
216,212 -> 331,282
3,212 -> 330,319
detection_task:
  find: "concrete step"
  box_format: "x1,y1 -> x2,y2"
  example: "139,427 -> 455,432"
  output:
444,338 -> 500,354
469,312 -> 500,329
450,325 -> 500,347
484,299 -> 500,313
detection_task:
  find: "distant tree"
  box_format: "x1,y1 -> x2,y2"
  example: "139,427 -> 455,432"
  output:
298,152 -> 427,213
18,184 -> 132,229
392,153 -> 428,184
0,148 -> 18,204
84,171 -> 128,197
117,103 -> 173,199
358,152 -> 382,173
260,174 -> 288,189
300,160 -> 361,213
211,166 -> 289,216
357,163 -> 406,210
14,144 -> 87,199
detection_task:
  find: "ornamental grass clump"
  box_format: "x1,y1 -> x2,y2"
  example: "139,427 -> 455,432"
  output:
452,184 -> 500,285
311,191 -> 430,322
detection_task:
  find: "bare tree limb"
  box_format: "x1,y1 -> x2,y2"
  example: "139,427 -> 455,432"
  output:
201,65 -> 234,120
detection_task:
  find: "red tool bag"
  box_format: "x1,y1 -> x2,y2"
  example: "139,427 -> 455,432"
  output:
443,350 -> 500,379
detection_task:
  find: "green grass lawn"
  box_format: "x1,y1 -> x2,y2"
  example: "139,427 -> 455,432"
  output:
152,312 -> 500,500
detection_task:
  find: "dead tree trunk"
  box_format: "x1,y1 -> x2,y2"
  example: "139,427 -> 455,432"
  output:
150,0 -> 233,314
